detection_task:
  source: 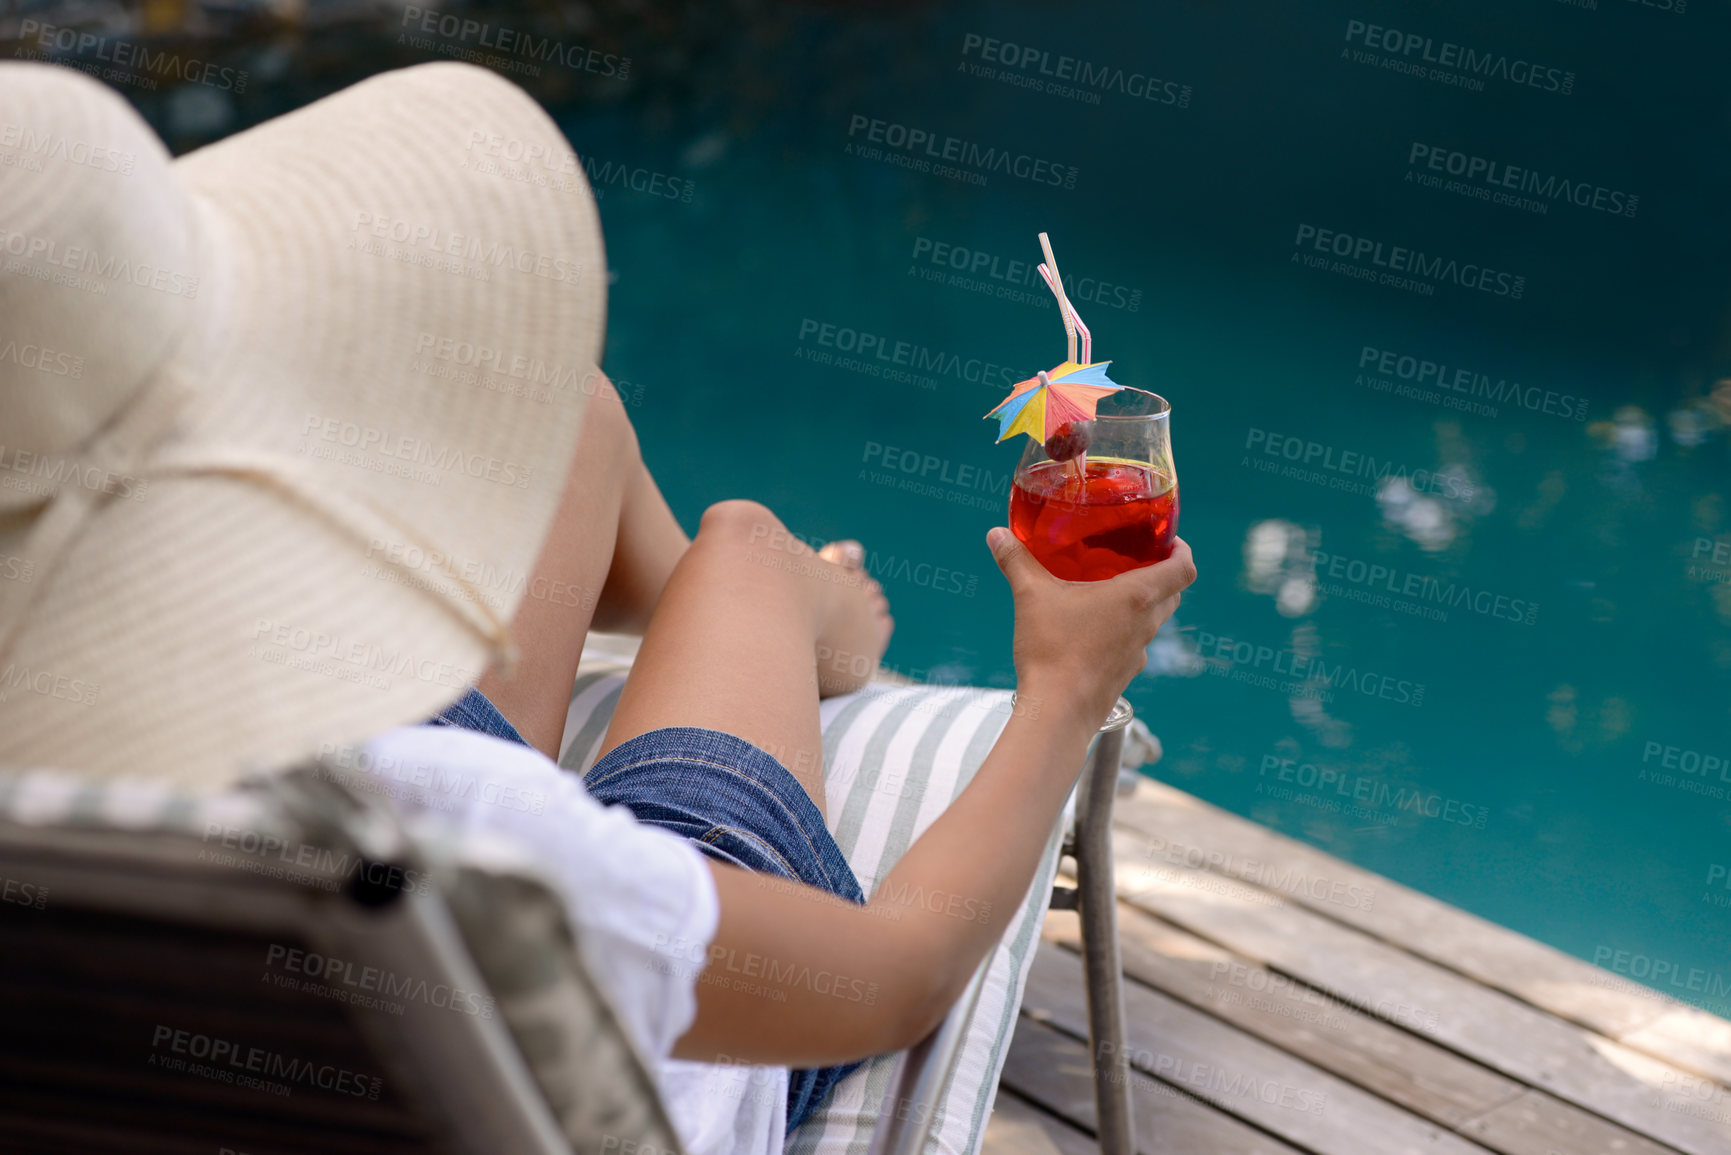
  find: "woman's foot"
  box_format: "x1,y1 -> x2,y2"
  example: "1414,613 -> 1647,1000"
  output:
814,539 -> 894,697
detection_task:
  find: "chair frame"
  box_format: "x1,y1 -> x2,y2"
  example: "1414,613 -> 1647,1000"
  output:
0,818 -> 580,1155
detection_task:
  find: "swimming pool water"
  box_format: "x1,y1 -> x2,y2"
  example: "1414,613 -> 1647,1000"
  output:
564,1 -> 1731,1012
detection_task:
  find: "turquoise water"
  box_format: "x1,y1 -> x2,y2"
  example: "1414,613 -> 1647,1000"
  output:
564,3 -> 1731,1011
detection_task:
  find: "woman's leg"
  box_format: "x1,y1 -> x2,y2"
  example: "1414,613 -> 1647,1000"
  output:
597,500 -> 893,820
477,381 -> 689,757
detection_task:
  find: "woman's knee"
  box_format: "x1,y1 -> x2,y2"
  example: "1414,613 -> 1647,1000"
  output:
575,376 -> 639,467
697,499 -> 786,547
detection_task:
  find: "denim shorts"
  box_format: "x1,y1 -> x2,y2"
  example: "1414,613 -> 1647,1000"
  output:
429,687 -> 866,1132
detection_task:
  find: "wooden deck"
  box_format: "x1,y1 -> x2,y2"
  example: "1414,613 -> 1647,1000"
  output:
988,777 -> 1731,1155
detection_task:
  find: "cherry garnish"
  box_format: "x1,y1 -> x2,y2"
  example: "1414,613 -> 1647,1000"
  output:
1044,421 -> 1091,462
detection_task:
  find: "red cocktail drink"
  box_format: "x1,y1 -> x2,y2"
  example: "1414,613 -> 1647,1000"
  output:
1010,459 -> 1179,581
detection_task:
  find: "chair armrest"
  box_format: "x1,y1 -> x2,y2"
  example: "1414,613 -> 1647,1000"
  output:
865,957 -> 993,1155
1062,698 -> 1138,1155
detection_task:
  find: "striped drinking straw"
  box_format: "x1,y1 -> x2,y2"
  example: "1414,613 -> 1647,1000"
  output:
1038,262 -> 1091,364
1036,232 -> 1092,363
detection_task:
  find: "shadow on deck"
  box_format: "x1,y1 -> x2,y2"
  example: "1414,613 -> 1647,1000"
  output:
989,778 -> 1731,1155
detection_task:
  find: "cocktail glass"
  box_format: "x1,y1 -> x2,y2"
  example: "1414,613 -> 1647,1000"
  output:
1008,387 -> 1177,582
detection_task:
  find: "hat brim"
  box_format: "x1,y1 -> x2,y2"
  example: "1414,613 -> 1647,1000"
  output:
0,64 -> 606,787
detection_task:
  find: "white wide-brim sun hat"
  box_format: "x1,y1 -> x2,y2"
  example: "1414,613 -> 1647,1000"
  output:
0,61 -> 607,788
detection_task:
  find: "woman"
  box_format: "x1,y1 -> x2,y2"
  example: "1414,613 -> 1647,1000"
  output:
0,59 -> 1195,1155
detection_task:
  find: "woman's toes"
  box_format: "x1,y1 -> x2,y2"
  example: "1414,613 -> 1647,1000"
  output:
809,539 -> 897,698
818,540 -> 866,570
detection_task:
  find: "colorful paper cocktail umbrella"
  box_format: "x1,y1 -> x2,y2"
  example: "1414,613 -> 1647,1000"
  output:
984,233 -> 1123,446
985,360 -> 1121,444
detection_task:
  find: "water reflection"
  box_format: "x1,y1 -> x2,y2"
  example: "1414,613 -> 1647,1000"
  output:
1241,519 -> 1315,618
1665,379 -> 1731,449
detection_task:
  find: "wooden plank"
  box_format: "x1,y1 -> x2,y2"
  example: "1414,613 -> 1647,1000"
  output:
1041,907 -> 1521,1128
983,1090 -> 1099,1155
1114,780 -> 1687,1045
1622,1011 -> 1731,1091
1023,942 -> 1494,1155
1044,907 -> 1683,1155
999,1012 -> 1306,1155
1461,1088 -> 1698,1155
1105,829 -> 1731,1155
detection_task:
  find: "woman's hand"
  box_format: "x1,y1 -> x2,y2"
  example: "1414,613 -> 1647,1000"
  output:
987,527 -> 1197,730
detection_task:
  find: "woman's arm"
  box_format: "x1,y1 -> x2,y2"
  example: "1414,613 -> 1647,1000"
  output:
671,531 -> 1196,1066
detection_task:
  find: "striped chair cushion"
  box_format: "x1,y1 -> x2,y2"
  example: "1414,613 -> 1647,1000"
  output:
559,657 -> 1066,1155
